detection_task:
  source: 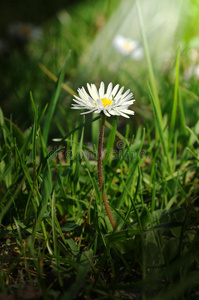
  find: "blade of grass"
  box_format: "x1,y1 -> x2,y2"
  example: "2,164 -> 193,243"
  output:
51,190 -> 58,258
52,116 -> 101,144
147,83 -> 171,171
186,126 -> 199,145
186,147 -> 199,161
151,163 -> 157,212
38,62 -> 76,96
0,114 -> 42,187
31,160 -> 52,244
136,0 -> 163,127
105,119 -> 128,143
43,52 -> 71,145
30,92 -> 38,205
178,89 -> 187,135
82,151 -> 100,201
116,128 -> 145,208
168,46 -> 180,147
123,171 -> 142,229
0,107 -> 7,142
0,180 -> 24,225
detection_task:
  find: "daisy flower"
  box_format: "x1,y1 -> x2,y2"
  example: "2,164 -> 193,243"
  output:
71,82 -> 135,118
184,64 -> 199,80
8,23 -> 42,42
112,34 -> 143,60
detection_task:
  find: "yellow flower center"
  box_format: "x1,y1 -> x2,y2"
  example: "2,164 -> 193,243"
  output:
123,41 -> 134,52
20,26 -> 32,36
95,98 -> 113,107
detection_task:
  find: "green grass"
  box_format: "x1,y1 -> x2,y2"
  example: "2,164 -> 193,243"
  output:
0,0 -> 199,299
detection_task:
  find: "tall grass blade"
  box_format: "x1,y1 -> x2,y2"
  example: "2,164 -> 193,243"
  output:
82,151 -> 100,201
30,93 -> 38,199
186,126 -> 199,145
147,83 -> 171,171
43,52 -> 71,145
53,116 -> 101,144
31,160 -> 52,244
38,62 -> 76,96
151,163 -> 157,212
168,46 -> 180,147
116,128 -> 145,208
136,0 -> 163,126
51,190 -> 57,256
178,89 -> 187,135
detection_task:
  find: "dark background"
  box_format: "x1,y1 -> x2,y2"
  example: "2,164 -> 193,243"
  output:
0,0 -> 81,34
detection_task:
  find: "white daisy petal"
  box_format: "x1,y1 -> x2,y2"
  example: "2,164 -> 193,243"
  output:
78,89 -> 89,101
114,86 -> 124,101
73,97 -> 90,106
72,99 -> 84,105
119,100 -> 135,106
91,84 -> 100,99
74,95 -> 85,102
108,110 -> 119,116
103,109 -> 111,117
99,81 -> 105,98
106,82 -> 113,99
119,109 -> 135,115
119,94 -> 134,104
111,84 -> 120,98
120,89 -> 130,100
94,110 -> 101,114
71,107 -> 85,110
87,83 -> 93,98
96,98 -> 104,110
80,87 -> 94,105
115,110 -> 130,118
80,108 -> 98,115
71,82 -> 135,118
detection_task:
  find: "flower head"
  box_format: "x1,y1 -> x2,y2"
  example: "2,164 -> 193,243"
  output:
71,82 -> 135,118
8,23 -> 42,42
113,34 -> 143,60
184,64 -> 199,80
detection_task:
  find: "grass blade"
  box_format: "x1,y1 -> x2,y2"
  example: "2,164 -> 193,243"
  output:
168,46 -> 180,147
136,0 -> 163,127
43,52 -> 71,145
147,83 -> 171,171
31,160 -> 52,244
52,116 -> 101,144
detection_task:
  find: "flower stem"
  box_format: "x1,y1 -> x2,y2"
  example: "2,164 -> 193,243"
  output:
98,114 -> 117,231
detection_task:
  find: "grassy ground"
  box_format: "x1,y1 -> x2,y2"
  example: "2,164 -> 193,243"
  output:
0,0 -> 199,299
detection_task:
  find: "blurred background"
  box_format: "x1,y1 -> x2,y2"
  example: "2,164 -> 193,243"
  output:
0,0 -> 199,138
